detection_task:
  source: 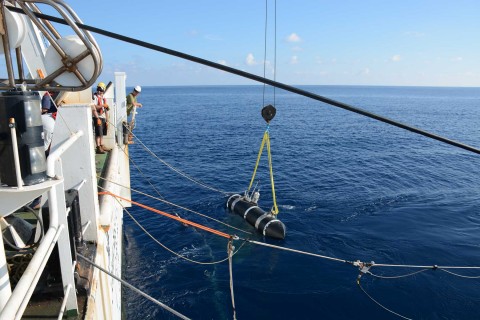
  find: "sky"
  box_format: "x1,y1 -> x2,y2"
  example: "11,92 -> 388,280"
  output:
9,1 -> 480,87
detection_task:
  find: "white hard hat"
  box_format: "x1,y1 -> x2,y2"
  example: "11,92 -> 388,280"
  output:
134,85 -> 142,93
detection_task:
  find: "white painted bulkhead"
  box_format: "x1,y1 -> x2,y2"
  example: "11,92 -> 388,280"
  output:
50,72 -> 130,319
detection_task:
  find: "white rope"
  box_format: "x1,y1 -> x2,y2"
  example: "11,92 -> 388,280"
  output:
246,239 -> 349,264
367,269 -> 429,279
50,95 -> 75,135
357,279 -> 412,320
245,240 -> 480,275
439,268 -> 480,279
98,175 -> 252,235
372,263 -> 480,269
228,239 -> 237,320
121,146 -> 169,202
120,146 -> 196,221
99,185 -> 247,265
125,126 -> 234,195
76,253 -> 190,320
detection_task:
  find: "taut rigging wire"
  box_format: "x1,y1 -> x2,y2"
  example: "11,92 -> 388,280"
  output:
261,0 -> 278,107
367,269 -> 429,279
100,185 -> 248,265
262,0 -> 268,107
118,142 -> 189,221
439,268 -> 480,279
98,174 -> 252,235
7,5 -> 480,155
104,120 -> 252,234
99,190 -> 232,238
127,128 -> 233,195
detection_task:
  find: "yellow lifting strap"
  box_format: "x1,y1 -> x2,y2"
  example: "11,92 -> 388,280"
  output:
247,125 -> 279,215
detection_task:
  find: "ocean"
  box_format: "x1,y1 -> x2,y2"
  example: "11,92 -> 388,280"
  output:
123,85 -> 480,319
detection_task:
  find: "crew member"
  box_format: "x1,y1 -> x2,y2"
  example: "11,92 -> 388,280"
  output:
41,90 -> 58,114
126,85 -> 142,144
92,82 -> 111,154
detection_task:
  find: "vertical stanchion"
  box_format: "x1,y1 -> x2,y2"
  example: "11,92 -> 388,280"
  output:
9,118 -> 24,188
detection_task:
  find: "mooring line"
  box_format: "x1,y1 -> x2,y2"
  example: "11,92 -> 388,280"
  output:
367,269 -> 429,279
100,185 -> 248,265
100,190 -> 232,238
439,268 -> 480,279
127,128 -> 233,195
97,175 -> 252,235
357,278 -> 412,320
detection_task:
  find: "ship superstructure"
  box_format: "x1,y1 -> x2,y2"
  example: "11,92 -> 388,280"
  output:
0,1 -> 130,318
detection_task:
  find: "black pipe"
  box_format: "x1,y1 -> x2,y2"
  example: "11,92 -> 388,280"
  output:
227,194 -> 286,239
7,6 -> 480,155
65,189 -> 84,254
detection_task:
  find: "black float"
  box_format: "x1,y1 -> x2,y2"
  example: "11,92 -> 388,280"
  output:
227,104 -> 286,239
227,194 -> 286,240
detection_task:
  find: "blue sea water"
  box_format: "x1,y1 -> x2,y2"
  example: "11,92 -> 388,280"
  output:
123,85 -> 480,320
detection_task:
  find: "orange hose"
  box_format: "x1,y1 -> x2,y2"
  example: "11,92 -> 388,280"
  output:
99,191 -> 231,239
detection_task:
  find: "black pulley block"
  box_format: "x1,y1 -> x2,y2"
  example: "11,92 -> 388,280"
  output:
261,104 -> 276,122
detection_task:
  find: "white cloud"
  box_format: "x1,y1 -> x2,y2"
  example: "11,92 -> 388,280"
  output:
290,55 -> 299,64
391,55 -> 401,62
246,53 -> 257,66
287,33 -> 301,42
217,60 -> 227,66
451,56 -> 463,62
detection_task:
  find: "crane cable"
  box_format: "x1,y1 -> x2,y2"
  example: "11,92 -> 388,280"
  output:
247,0 -> 279,216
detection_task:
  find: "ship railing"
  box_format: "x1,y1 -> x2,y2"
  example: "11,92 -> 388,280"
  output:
0,130 -> 83,319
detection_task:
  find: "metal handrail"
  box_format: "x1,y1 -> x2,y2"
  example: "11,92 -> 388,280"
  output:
0,131 -> 83,320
